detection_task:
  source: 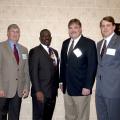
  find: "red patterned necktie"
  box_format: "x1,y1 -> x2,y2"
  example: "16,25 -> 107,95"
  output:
14,44 -> 19,64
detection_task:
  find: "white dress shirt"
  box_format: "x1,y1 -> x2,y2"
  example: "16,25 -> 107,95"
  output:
67,35 -> 81,54
41,43 -> 57,65
100,32 -> 115,54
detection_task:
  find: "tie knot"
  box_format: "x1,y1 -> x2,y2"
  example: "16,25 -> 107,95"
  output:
101,40 -> 107,58
72,39 -> 74,44
71,40 -> 74,48
14,44 -> 17,47
103,40 -> 107,48
48,47 -> 53,56
104,40 -> 107,44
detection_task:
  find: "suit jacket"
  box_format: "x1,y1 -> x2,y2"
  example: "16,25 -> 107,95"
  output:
60,35 -> 98,96
29,44 -> 59,98
96,33 -> 120,98
0,41 -> 30,98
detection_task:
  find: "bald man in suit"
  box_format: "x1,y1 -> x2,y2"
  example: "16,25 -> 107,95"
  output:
0,24 -> 30,120
29,29 -> 59,120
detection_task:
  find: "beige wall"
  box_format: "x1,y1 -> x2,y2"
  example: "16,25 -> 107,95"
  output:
0,0 -> 120,119
0,0 -> 120,52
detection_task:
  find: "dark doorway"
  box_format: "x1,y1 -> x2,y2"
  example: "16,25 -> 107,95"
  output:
115,23 -> 120,35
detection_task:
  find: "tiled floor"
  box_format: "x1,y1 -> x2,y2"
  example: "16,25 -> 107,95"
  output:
20,89 -> 97,120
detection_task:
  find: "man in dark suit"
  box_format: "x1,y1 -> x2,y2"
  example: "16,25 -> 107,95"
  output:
29,29 -> 59,120
96,16 -> 120,120
60,18 -> 97,120
0,24 -> 30,120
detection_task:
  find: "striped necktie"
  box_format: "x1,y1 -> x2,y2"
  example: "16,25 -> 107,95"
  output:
68,40 -> 74,56
101,40 -> 107,58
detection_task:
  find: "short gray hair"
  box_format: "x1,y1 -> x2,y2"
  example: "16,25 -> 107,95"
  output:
7,24 -> 20,32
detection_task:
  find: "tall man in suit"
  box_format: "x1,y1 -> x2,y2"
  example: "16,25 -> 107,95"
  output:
60,18 -> 97,120
96,16 -> 120,120
0,24 -> 30,120
29,29 -> 59,120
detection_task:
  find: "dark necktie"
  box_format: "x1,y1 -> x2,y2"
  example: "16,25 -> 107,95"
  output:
14,44 -> 19,64
49,48 -> 56,66
101,40 -> 107,58
68,40 -> 74,56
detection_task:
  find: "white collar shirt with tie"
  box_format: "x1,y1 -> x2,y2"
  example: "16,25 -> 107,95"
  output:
100,32 -> 115,54
41,43 -> 57,65
67,35 -> 81,54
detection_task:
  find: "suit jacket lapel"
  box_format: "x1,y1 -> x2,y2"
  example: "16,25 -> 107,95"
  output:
18,44 -> 23,67
97,40 -> 103,62
107,34 -> 118,48
5,41 -> 25,66
52,49 -> 59,67
67,36 -> 84,59
64,39 -> 70,60
98,34 -> 118,62
39,44 -> 50,58
39,44 -> 54,65
74,35 -> 84,50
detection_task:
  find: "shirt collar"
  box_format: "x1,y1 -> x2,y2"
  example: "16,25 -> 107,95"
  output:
41,43 -> 48,49
8,39 -> 19,50
8,39 -> 18,46
104,32 -> 115,46
41,43 -> 49,53
71,35 -> 81,42
70,35 -> 81,47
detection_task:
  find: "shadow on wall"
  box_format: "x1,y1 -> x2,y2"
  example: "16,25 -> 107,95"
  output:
115,23 -> 120,35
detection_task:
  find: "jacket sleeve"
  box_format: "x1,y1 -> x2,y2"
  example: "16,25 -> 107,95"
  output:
29,49 -> 41,93
54,49 -> 60,88
85,41 -> 98,89
23,48 -> 30,92
0,45 -> 3,90
60,42 -> 66,83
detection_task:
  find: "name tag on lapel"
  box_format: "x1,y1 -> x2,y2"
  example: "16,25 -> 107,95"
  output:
22,54 -> 28,60
106,48 -> 116,56
73,48 -> 82,57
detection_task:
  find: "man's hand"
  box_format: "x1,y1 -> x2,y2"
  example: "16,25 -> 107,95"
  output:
0,90 -> 5,97
82,88 -> 90,96
22,89 -> 29,99
36,91 -> 44,102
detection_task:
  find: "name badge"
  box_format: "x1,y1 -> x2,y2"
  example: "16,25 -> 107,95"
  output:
73,48 -> 82,57
106,48 -> 116,56
22,54 -> 28,59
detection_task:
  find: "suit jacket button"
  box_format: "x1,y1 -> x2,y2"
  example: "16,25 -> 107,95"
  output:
16,78 -> 18,80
